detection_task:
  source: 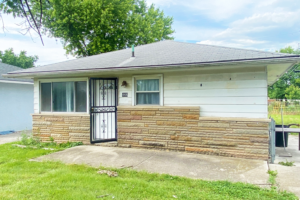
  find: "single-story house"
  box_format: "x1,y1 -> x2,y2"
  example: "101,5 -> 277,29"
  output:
0,61 -> 34,132
3,41 -> 300,160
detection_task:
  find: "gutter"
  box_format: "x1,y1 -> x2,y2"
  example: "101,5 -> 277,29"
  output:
0,80 -> 33,85
3,55 -> 300,78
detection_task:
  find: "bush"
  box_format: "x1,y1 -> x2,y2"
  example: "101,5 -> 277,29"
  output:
20,132 -> 40,146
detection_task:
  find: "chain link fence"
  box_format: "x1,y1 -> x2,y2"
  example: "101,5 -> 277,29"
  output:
268,99 -> 300,115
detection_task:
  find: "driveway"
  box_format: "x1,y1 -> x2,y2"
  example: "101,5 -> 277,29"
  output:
32,145 -> 269,186
270,135 -> 300,197
0,130 -> 31,145
0,131 -> 22,145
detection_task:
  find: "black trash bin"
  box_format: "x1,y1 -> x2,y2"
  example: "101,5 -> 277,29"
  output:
275,125 -> 289,147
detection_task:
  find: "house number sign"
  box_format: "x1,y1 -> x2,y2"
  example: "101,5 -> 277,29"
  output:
122,93 -> 128,97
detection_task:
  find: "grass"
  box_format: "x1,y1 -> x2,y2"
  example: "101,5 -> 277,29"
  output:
0,143 -> 298,199
267,170 -> 278,187
269,114 -> 300,135
278,160 -> 295,167
18,133 -> 83,149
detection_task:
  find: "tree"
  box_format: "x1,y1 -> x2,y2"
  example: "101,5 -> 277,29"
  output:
268,46 -> 300,99
0,48 -> 38,68
0,0 -> 174,57
285,85 -> 300,99
0,0 -> 46,44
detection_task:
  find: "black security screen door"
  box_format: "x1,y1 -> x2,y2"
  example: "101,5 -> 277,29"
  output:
90,78 -> 117,143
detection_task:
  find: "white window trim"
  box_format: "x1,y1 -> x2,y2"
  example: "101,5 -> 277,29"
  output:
38,77 -> 89,114
132,74 -> 163,106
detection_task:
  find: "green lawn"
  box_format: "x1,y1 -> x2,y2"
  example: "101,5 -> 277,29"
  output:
269,114 -> 300,135
0,143 -> 297,200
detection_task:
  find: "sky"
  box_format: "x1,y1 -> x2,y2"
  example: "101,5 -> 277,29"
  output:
0,0 -> 300,66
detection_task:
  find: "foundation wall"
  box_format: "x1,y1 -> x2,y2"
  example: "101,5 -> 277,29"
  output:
32,114 -> 90,144
32,106 -> 270,160
117,106 -> 270,160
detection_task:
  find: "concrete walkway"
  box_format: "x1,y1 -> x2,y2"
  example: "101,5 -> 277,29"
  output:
32,145 -> 269,186
270,135 -> 300,198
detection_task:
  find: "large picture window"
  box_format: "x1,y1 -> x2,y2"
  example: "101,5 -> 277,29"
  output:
40,81 -> 87,112
132,75 -> 163,106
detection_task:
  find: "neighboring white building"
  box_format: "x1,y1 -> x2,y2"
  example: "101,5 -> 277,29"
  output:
0,62 -> 33,132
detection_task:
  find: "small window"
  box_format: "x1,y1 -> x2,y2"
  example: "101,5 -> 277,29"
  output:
40,81 -> 87,112
136,79 -> 160,105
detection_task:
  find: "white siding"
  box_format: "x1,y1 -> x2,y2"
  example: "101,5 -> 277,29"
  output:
0,82 -> 33,131
118,66 -> 268,118
118,76 -> 133,106
33,66 -> 268,119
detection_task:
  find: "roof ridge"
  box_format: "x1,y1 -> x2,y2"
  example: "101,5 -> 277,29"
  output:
36,40 -> 167,69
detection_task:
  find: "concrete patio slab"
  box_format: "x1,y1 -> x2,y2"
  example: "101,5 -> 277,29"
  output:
31,145 -> 269,186
270,135 -> 300,198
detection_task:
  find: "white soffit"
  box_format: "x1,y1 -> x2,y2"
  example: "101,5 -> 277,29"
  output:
267,63 -> 294,85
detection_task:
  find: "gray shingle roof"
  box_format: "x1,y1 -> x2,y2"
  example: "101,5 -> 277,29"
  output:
0,62 -> 33,82
5,40 -> 300,76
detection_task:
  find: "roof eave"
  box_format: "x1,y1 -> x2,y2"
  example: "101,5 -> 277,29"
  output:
4,56 -> 300,78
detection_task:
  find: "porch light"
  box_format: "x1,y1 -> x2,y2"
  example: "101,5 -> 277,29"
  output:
121,81 -> 128,88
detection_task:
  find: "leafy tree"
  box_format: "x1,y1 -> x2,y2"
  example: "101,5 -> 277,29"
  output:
0,48 -> 38,69
268,46 -> 300,99
285,85 -> 300,100
0,0 -> 174,57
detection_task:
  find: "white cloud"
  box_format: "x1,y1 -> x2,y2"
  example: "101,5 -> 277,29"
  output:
148,0 -> 262,21
197,40 -> 245,48
0,36 -> 75,66
284,41 -> 300,49
231,10 -> 300,29
204,9 -> 300,48
196,39 -> 267,49
173,22 -> 222,41
233,39 -> 267,44
0,14 -> 75,66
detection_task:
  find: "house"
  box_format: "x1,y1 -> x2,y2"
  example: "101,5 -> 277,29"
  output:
3,41 -> 300,160
0,61 -> 33,132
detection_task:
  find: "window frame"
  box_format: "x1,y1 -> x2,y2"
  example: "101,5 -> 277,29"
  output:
132,74 -> 163,106
39,78 -> 89,114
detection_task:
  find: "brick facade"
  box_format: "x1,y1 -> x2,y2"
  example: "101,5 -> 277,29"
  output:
32,114 -> 90,144
117,106 -> 270,160
32,106 -> 270,160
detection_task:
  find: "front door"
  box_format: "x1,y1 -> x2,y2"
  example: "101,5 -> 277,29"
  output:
90,78 -> 117,143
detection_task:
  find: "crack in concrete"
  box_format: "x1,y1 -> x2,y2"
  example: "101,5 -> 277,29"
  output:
132,153 -> 156,169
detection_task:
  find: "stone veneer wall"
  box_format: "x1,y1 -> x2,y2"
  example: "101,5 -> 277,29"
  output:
32,114 -> 90,144
117,106 -> 270,160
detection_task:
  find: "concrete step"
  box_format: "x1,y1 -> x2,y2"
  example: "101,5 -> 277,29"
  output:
93,141 -> 118,147
92,142 -> 131,148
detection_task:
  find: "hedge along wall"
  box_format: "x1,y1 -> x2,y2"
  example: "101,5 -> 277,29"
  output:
117,106 -> 270,160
